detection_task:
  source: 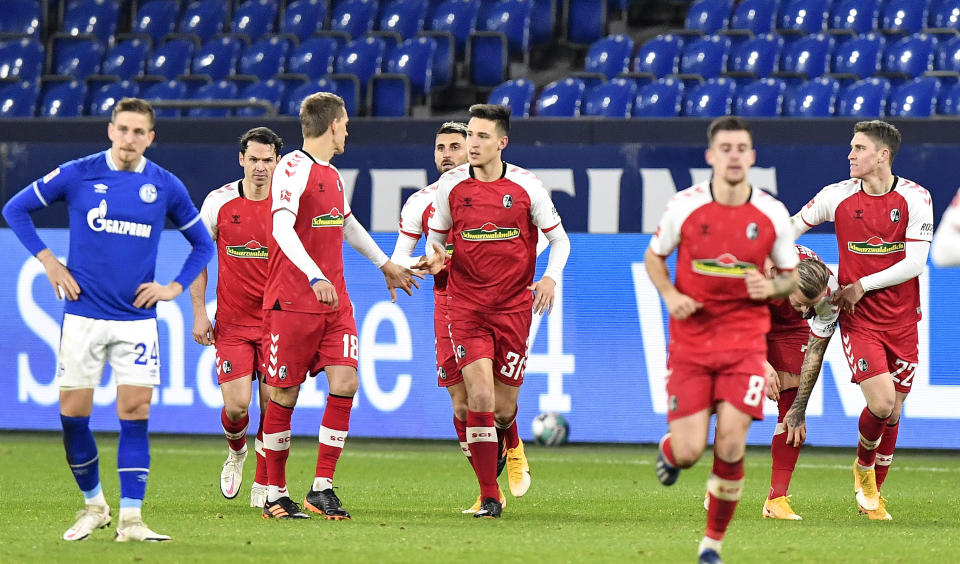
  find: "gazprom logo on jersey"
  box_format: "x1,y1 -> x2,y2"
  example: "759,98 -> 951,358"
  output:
848,236 -> 905,255
312,208 -> 344,227
460,222 -> 520,241
225,240 -> 268,259
86,200 -> 152,238
692,253 -> 757,277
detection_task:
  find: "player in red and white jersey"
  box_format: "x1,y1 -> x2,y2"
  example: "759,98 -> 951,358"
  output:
419,104 -> 570,519
645,117 -> 798,564
190,127 -> 281,507
259,92 -> 420,521
932,187 -> 960,266
792,120 -> 933,520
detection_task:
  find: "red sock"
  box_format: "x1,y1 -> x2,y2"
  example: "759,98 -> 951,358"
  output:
857,407 -> 888,467
263,401 -> 293,490
769,388 -> 800,499
221,407 -> 249,453
453,415 -> 474,470
706,456 -> 744,541
875,420 -> 899,490
495,404 -> 521,450
254,408 -> 267,484
660,434 -> 679,467
315,394 -> 352,483
467,410 -> 498,500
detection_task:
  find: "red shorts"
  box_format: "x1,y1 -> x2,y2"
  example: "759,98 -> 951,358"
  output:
213,321 -> 265,384
447,299 -> 532,388
766,331 -> 809,375
840,323 -> 918,393
433,294 -> 461,387
666,347 -> 768,421
262,306 -> 358,389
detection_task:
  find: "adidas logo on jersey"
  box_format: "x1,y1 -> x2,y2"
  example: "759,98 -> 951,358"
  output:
86,200 -> 152,239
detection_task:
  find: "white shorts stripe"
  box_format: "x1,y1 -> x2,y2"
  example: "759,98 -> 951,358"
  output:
318,426 -> 348,448
466,426 -> 497,444
706,474 -> 744,501
263,430 -> 291,451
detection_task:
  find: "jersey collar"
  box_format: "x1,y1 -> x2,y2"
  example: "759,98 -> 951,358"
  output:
104,150 -> 147,173
468,161 -> 507,180
299,149 -> 328,166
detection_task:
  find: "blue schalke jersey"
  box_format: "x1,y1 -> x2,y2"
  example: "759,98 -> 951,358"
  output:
28,151 -> 202,320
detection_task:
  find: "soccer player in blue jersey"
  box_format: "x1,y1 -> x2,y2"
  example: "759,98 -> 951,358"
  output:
2,98 -> 215,542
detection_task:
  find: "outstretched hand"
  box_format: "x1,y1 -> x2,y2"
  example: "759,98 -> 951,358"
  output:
412,243 -> 446,275
381,260 -> 422,302
529,276 -> 556,315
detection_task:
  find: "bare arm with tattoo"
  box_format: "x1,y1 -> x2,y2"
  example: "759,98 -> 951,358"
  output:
782,332 -> 832,446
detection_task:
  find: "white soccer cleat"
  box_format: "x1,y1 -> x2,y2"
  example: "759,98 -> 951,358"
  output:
63,504 -> 111,541
250,482 -> 267,508
115,519 -> 171,542
220,449 -> 247,499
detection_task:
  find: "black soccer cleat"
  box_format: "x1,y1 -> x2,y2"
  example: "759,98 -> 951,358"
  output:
473,497 -> 502,519
655,450 -> 680,486
262,496 -> 311,519
304,488 -> 352,520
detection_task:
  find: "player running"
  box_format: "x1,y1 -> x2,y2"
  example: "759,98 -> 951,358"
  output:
190,127 -> 283,506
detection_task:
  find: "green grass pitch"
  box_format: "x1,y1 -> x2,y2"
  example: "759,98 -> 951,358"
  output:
0,432 -> 957,563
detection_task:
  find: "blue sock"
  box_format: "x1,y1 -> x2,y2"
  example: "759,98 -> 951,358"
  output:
60,414 -> 102,500
118,419 -> 150,509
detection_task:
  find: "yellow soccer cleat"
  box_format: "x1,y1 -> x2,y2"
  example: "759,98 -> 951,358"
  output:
462,488 -> 506,514
859,496 -> 893,521
506,438 -> 531,497
762,496 -> 802,520
853,459 -> 880,511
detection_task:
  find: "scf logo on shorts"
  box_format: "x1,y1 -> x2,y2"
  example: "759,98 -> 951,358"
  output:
456,345 -> 466,359
438,366 -> 447,380
279,366 -> 287,380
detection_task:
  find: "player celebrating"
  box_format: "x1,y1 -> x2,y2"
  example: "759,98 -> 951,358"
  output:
762,248 -> 839,520
646,116 -> 798,564
418,104 -> 570,519
2,98 -> 214,542
792,120 -> 933,521
190,127 -> 283,506
260,92 -> 420,520
932,187 -> 960,266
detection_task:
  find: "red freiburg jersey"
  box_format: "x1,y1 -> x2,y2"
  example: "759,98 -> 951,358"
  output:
398,180 -> 452,291
199,180 -> 271,327
795,176 -> 933,330
649,181 -> 798,353
429,163 -> 561,313
263,150 -> 351,314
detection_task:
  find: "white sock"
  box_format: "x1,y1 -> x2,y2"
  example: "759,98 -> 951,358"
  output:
699,536 -> 722,555
84,491 -> 108,508
267,485 -> 288,502
119,507 -> 141,523
229,445 -> 248,457
312,477 -> 333,491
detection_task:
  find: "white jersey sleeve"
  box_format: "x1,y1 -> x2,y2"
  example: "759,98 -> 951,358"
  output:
899,178 -> 934,242
932,187 -> 960,266
428,166 -> 469,234
199,181 -> 239,239
758,192 -> 800,271
398,183 -> 437,239
809,275 -> 840,338
272,151 -> 311,218
506,165 -> 562,231
792,179 -> 859,237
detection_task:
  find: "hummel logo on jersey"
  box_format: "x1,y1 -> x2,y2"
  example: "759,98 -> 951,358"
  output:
848,236 -> 905,255
280,189 -> 292,202
855,209 -> 864,219
691,253 -> 757,278
231,214 -> 241,224
225,240 -> 268,259
460,222 -> 520,241
312,208 -> 344,227
86,200 -> 152,238
93,183 -> 109,193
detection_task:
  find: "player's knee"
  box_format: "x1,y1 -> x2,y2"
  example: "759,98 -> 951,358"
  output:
225,404 -> 248,421
671,443 -> 704,468
467,390 -> 495,412
868,397 -> 895,419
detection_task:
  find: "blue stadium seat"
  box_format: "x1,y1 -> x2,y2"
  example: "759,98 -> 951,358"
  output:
685,0 -> 732,35
284,76 -> 337,115
585,34 -> 634,80
40,80 -> 86,117
582,77 -> 637,117
776,33 -> 833,80
237,78 -> 285,116
149,38 -> 195,80
52,37 -> 105,77
336,36 -> 386,98
488,77 -> 535,117
133,0 -> 179,45
937,81 -> 960,113
927,0 -> 960,32
384,36 -> 436,97
782,76 -> 839,116
189,80 -> 238,117
727,0 -> 777,35
232,0 -> 277,42
419,30 -> 453,88
836,76 -> 890,116
428,0 -> 479,57
829,0 -> 879,37
379,0 -> 429,40
683,77 -> 736,116
726,34 -> 783,82
329,73 -> 361,115
536,77 -> 586,116
370,73 -> 410,116
89,79 -> 138,116
931,34 -> 960,72
633,34 -> 684,78
467,31 -> 507,86
63,0 -> 119,45
1,0 -> 42,38
479,0 -> 532,56
192,37 -> 242,81
0,80 -> 37,117
565,0 -> 606,46
831,32 -> 885,79
887,75 -> 940,116
282,0 -> 328,43
287,36 -> 338,76
777,0 -> 830,36
530,0 -> 555,48
880,0 -> 928,35
678,35 -> 731,81
179,0 -> 228,44
0,38 -> 44,82
239,37 -> 291,81
734,77 -> 787,116
141,79 -> 187,117
100,39 -> 150,81
880,33 -> 936,79
632,77 -> 685,117
331,0 -> 378,40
